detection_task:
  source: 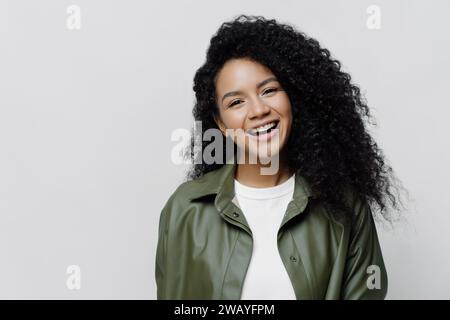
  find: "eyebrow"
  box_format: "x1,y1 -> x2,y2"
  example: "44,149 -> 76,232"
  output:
220,76 -> 278,104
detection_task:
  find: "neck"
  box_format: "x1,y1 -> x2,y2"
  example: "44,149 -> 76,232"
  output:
234,150 -> 293,188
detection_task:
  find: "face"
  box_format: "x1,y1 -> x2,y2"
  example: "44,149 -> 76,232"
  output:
214,58 -> 293,164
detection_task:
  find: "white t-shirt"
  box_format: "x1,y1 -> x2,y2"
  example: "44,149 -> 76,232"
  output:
234,174 -> 297,300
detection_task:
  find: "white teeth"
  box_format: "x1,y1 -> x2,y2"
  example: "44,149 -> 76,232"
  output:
247,121 -> 277,135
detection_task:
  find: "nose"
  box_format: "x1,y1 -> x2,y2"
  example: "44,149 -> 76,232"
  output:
248,96 -> 271,119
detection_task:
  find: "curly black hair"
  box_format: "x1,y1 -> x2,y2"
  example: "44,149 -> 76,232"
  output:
184,14 -> 406,221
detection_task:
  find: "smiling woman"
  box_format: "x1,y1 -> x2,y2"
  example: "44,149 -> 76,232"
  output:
155,14 -> 405,300
213,59 -> 292,179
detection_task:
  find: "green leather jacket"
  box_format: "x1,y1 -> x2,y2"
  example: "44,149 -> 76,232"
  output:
155,163 -> 387,299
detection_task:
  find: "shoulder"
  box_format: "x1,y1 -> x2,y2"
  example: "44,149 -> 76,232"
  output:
164,166 -> 229,206
157,180 -> 198,234
160,169 -> 221,217
323,185 -> 373,231
161,179 -> 201,213
340,186 -> 376,242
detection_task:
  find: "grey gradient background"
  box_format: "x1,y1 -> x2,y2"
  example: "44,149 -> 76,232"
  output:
0,0 -> 449,299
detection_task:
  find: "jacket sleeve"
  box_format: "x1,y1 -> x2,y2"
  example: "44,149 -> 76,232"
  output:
155,199 -> 170,300
341,196 -> 388,300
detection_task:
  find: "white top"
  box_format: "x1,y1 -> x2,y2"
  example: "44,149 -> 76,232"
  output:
234,174 -> 297,300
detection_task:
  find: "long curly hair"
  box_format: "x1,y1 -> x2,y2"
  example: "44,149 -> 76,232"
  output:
184,14 -> 406,221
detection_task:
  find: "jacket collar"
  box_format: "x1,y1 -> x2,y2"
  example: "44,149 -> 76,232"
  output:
186,162 -> 317,211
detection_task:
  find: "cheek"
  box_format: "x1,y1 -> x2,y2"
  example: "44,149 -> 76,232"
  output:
221,111 -> 247,129
276,103 -> 293,141
274,98 -> 292,123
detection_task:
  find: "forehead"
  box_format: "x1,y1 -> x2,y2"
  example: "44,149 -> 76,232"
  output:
215,58 -> 275,91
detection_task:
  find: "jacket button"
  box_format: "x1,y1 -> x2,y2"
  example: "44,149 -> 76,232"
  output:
290,256 -> 297,263
232,212 -> 239,218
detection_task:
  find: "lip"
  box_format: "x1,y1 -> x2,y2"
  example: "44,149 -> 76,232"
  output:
246,121 -> 280,142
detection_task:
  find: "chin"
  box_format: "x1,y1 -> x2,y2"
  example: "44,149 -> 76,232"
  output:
246,146 -> 281,163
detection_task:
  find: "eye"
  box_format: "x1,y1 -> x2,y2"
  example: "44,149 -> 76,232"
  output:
228,99 -> 242,108
263,87 -> 278,95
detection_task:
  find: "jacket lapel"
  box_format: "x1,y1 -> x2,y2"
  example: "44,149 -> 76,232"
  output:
187,163 -> 318,234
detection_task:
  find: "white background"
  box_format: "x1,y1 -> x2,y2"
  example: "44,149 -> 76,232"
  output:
0,0 -> 449,299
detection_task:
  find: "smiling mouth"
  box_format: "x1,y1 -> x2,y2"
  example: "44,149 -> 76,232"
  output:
246,121 -> 279,136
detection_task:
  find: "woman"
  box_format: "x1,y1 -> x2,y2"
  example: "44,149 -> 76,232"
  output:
155,15 -> 404,300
